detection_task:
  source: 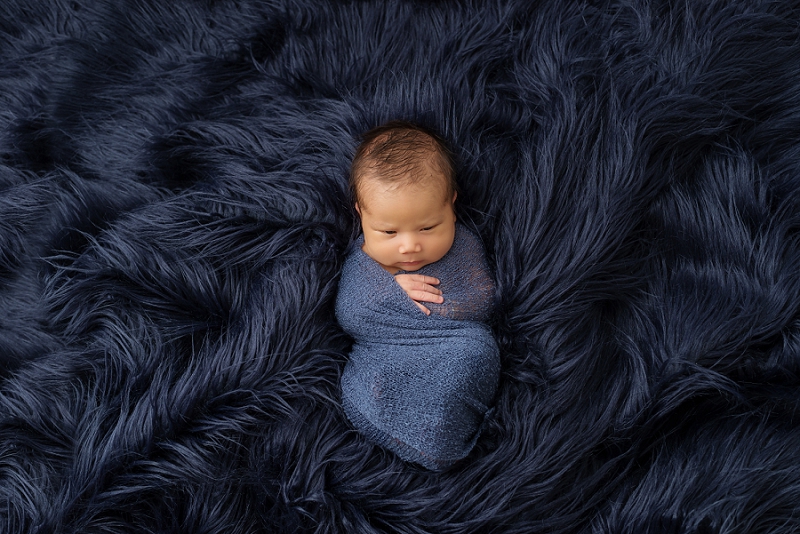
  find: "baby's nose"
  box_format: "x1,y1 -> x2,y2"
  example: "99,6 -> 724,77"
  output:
398,237 -> 422,253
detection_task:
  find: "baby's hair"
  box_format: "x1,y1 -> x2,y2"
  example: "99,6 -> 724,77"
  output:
350,120 -> 456,208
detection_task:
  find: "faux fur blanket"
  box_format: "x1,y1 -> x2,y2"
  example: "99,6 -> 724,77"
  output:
2,0 -> 800,532
337,224 -> 499,470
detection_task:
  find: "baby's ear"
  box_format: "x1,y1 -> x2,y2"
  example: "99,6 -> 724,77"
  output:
451,191 -> 457,204
354,202 -> 361,215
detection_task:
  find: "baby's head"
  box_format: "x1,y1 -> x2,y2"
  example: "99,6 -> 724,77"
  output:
350,121 -> 457,274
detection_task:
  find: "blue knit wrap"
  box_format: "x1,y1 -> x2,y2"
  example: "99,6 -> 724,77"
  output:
336,224 -> 500,470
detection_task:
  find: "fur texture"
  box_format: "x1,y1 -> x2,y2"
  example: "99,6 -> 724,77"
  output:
1,0 -> 800,532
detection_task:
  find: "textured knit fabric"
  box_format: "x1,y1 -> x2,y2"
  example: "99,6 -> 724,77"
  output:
336,224 -> 500,470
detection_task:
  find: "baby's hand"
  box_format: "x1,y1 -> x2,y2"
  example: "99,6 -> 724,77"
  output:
394,274 -> 443,316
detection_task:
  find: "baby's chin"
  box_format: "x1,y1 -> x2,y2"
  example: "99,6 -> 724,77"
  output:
393,260 -> 429,272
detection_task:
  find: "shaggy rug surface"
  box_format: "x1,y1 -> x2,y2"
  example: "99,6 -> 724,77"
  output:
2,0 -> 800,532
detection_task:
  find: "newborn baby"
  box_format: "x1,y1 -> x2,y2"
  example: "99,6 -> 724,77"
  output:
336,121 -> 500,470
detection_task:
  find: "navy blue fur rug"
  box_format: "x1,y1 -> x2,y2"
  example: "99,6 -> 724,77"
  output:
2,0 -> 800,532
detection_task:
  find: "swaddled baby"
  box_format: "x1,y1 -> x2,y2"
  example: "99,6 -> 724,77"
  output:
336,121 -> 500,470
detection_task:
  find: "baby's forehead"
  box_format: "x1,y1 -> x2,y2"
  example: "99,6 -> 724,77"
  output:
357,176 -> 452,212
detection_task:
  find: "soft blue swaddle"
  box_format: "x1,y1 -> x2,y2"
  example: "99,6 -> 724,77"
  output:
336,223 -> 500,470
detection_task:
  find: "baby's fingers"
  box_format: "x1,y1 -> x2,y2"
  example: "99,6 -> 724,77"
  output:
394,274 -> 442,296
395,274 -> 440,286
414,301 -> 431,315
406,274 -> 440,286
408,289 -> 444,303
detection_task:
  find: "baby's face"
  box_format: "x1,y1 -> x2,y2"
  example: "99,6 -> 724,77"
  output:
356,174 -> 456,275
